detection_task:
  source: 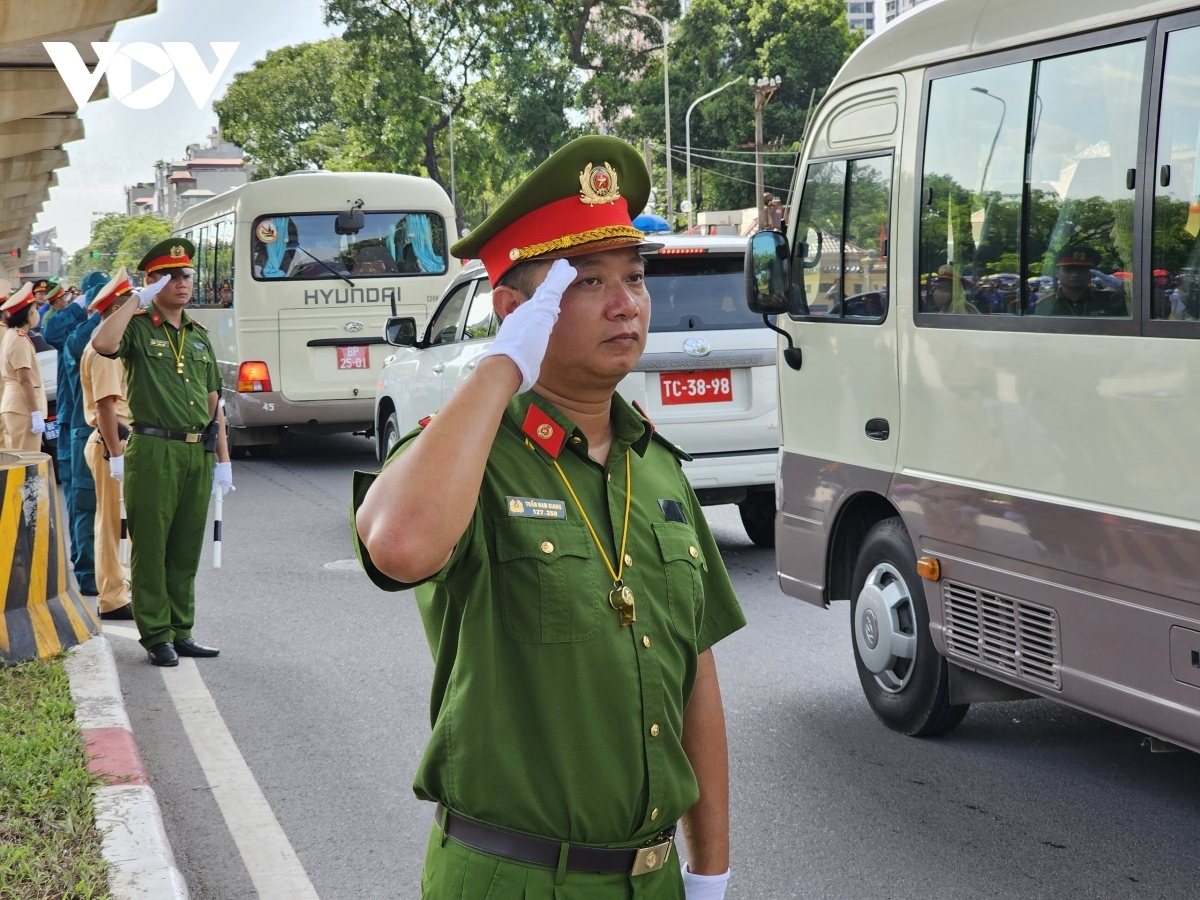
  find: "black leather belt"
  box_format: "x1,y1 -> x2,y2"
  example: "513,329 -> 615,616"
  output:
130,425 -> 204,443
435,804 -> 674,877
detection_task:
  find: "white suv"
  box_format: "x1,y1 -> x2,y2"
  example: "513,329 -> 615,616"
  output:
373,235 -> 779,545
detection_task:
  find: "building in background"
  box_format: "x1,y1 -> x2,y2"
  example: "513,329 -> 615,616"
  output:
846,0 -> 876,35
125,182 -> 154,216
19,227 -> 63,282
152,127 -> 255,222
884,0 -> 929,23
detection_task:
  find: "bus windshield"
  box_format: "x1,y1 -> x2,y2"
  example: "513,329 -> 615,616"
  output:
251,211 -> 447,280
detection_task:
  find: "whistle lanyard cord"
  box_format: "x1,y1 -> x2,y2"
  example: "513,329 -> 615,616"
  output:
527,437 -> 631,585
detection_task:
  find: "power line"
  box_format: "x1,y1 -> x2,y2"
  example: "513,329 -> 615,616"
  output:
687,158 -> 793,195
668,144 -> 799,156
672,148 -> 797,170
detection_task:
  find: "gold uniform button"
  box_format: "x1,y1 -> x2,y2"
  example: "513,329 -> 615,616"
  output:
624,553 -> 633,567
189,401 -> 194,406
650,723 -> 660,737
540,541 -> 554,554
571,436 -> 582,445
185,378 -> 190,383
651,807 -> 659,820
688,546 -> 699,559
642,635 -> 651,648
156,352 -> 163,357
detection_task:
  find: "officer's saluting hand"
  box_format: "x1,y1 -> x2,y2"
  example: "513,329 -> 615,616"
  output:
355,136 -> 744,900
92,244 -> 230,668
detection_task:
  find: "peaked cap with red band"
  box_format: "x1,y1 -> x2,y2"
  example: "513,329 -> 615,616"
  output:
451,135 -> 655,284
1,281 -> 35,314
90,266 -> 134,314
1057,246 -> 1100,268
138,237 -> 195,275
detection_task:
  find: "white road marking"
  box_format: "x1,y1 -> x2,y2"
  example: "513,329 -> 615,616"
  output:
105,626 -> 320,899
322,559 -> 361,571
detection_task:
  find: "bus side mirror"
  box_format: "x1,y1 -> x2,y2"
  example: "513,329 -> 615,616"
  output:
745,230 -> 793,315
385,316 -> 417,347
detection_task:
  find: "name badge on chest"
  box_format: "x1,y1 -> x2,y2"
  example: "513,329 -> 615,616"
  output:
506,497 -> 566,519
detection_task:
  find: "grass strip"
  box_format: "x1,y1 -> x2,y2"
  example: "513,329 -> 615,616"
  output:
0,654 -> 111,899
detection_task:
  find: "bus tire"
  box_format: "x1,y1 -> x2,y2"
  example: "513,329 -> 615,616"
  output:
381,413 -> 403,462
850,517 -> 968,737
738,490 -> 776,548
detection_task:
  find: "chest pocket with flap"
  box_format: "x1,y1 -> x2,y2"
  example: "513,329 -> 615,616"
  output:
496,518 -> 597,643
654,521 -> 706,641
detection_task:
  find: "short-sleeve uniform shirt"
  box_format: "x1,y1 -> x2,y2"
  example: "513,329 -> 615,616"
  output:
0,329 -> 47,416
80,344 -> 130,428
353,392 -> 746,847
106,306 -> 221,431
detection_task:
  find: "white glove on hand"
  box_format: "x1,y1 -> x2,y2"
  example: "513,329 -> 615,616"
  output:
29,412 -> 45,436
212,461 -> 234,496
682,866 -> 730,900
479,258 -> 576,394
108,455 -> 124,482
136,275 -> 172,308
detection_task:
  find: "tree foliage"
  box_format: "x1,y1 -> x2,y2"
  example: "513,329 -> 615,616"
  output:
65,214 -> 173,281
213,0 -> 863,230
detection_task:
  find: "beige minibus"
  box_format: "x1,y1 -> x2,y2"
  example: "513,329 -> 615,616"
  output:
748,0 -> 1200,750
174,171 -> 459,455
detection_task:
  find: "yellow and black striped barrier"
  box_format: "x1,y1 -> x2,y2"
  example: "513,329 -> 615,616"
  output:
0,450 -> 99,664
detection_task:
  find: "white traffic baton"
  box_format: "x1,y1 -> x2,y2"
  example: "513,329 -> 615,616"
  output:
118,480 -> 129,567
212,489 -> 223,569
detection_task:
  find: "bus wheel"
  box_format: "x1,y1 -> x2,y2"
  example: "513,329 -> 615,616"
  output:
380,413 -> 402,462
738,490 -> 776,548
850,517 -> 968,737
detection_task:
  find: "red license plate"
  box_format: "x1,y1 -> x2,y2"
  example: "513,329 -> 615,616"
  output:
337,345 -> 370,370
660,370 -> 733,405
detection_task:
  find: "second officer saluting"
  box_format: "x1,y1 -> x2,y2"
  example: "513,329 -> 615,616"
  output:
91,241 -> 234,667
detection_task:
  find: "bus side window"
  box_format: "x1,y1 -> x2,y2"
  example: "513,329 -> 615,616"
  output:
843,156 -> 892,319
1151,26 -> 1200,324
919,62 -> 1031,316
791,160 -> 846,319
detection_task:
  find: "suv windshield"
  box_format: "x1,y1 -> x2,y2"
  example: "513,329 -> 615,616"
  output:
251,212 -> 447,280
646,255 -> 764,332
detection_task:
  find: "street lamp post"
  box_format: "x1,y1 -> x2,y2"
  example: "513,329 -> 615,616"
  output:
620,6 -> 673,227
970,87 -> 1006,202
418,95 -> 456,214
686,76 -> 742,232
752,76 -> 781,231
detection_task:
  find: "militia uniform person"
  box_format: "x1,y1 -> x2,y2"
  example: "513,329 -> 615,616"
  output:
0,282 -> 47,451
92,243 -> 234,667
45,269 -> 110,595
354,136 -> 745,900
81,273 -> 135,618
1037,247 -> 1128,317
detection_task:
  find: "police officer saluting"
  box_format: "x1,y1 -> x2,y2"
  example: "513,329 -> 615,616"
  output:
355,136 -> 745,899
92,241 -> 233,667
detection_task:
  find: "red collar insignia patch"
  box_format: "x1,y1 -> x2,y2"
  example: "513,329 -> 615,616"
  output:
521,404 -> 566,458
150,310 -> 162,326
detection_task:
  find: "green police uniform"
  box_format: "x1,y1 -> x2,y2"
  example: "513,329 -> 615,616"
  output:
353,392 -> 746,899
103,242 -> 222,649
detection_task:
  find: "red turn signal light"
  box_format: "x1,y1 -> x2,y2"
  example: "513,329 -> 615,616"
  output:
656,247 -> 708,256
237,361 -> 272,393
916,556 -> 941,582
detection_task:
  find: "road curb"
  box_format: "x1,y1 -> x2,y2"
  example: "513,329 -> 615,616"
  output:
65,634 -> 190,900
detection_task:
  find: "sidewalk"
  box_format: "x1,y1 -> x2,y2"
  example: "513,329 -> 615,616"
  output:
65,634 -> 190,900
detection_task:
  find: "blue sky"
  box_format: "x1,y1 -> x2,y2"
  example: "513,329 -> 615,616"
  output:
38,0 -> 340,253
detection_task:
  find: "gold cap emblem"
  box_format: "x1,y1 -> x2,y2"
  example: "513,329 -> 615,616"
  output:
169,244 -> 186,259
579,162 -> 621,205
509,248 -> 521,260
536,423 -> 554,440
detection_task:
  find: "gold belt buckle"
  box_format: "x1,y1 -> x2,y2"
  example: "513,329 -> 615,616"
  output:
185,433 -> 201,443
630,834 -> 673,877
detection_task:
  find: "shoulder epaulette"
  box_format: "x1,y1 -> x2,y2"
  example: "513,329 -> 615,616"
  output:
190,318 -> 208,332
131,308 -> 147,316
651,430 -> 692,462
